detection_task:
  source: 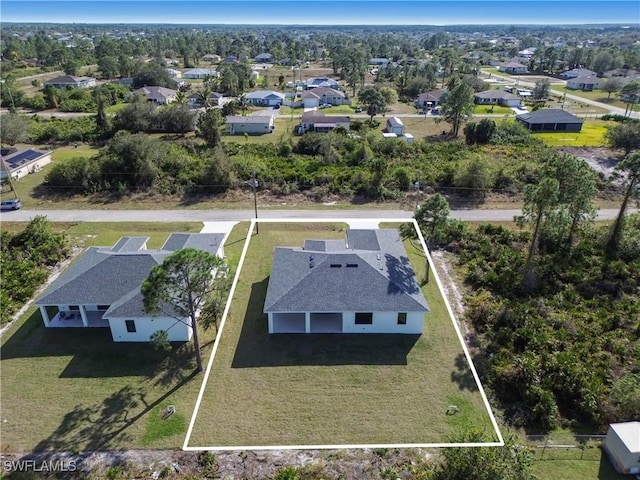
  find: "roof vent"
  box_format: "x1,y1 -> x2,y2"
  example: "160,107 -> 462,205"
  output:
346,263 -> 358,268
330,263 -> 342,268
309,255 -> 315,269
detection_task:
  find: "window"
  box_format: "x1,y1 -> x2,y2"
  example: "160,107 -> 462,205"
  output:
125,320 -> 136,333
355,312 -> 373,325
397,312 -> 407,325
69,305 -> 80,311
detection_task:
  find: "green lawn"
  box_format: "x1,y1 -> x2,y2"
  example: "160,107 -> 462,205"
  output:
552,86 -> 640,112
531,452 -> 626,480
222,117 -> 299,144
105,103 -> 128,114
473,105 -> 514,115
533,119 -> 608,147
188,222 -> 496,447
0,222 -> 251,452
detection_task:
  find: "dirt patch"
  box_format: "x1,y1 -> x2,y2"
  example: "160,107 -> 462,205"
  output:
558,147 -> 624,184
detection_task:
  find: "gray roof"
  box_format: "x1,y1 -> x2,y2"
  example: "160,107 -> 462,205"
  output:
387,117 -> 404,127
568,76 -> 600,84
301,111 -> 350,123
264,229 -> 429,314
516,109 -> 583,124
134,86 -> 177,99
35,233 -> 224,318
245,90 -> 285,100
417,89 -> 446,102
226,115 -> 273,124
44,75 -> 94,85
475,89 -> 520,100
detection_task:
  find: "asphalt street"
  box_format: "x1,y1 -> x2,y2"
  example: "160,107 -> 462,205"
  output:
1,208 -> 632,223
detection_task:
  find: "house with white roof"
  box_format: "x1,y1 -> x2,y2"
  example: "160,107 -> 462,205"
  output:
603,421 -> 640,475
183,68 -> 218,79
264,229 -> 429,334
34,234 -> 225,342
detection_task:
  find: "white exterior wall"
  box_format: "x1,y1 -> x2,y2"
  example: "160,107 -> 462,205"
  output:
302,97 -> 320,108
11,153 -> 52,179
108,316 -> 192,342
227,120 -> 273,134
342,311 -> 424,334
604,426 -> 640,474
388,125 -> 404,135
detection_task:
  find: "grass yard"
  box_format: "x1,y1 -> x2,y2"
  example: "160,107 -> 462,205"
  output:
187,222 -> 496,447
531,453 -> 626,480
551,86 -> 640,112
0,222 -> 251,452
473,105 -> 514,115
533,119 -> 608,147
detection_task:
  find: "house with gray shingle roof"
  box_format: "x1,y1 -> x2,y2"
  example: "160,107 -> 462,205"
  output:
34,233 -> 225,342
133,86 -> 177,105
44,74 -> 96,89
516,109 -> 583,132
299,110 -> 351,134
474,89 -> 522,107
264,229 -> 429,334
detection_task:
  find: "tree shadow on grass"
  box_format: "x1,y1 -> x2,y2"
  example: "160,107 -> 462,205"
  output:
231,278 -> 420,368
32,371 -> 198,452
451,352 -> 480,392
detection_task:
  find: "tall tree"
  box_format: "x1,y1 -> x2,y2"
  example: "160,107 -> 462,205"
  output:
605,122 -> 640,155
607,152 -> 640,251
521,177 -> 560,291
620,81 -> 640,117
533,78 -> 550,101
437,81 -> 474,136
0,113 -> 31,146
197,108 -> 224,146
602,77 -> 623,99
142,248 -> 227,373
358,88 -> 386,123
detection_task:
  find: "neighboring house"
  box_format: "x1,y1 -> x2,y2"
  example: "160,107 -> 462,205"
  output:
0,147 -> 52,180
222,55 -> 238,64
166,68 -> 182,78
264,229 -> 429,334
369,58 -> 390,66
44,75 -> 96,89
516,109 -> 583,132
415,89 -> 446,109
187,91 -> 224,108
255,53 -> 274,63
183,68 -> 218,79
298,111 -> 351,134
300,87 -> 349,108
34,233 -> 225,342
566,76 -> 603,91
133,86 -> 177,105
498,62 -> 528,74
202,54 -> 221,63
386,117 -> 405,135
305,77 -> 341,90
226,115 -> 275,135
474,89 -> 522,107
245,90 -> 285,107
603,422 -> 640,475
559,68 -> 597,79
517,48 -> 536,59
604,68 -> 640,79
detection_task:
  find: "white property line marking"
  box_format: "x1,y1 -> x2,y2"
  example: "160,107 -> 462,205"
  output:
183,218 -> 503,451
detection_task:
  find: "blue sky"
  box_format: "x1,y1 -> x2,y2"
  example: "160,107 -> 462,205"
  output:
1,1 -> 638,25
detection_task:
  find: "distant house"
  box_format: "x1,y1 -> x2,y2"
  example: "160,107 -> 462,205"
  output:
305,77 -> 341,90
604,68 -> 640,79
245,90 -> 285,107
386,117 -> 405,135
187,91 -> 224,108
202,54 -> 221,63
566,76 -> 602,91
560,68 -> 597,79
225,115 -> 275,135
415,89 -> 446,109
298,111 -> 350,134
603,422 -> 640,475
133,86 -> 177,105
516,109 -> 583,132
369,58 -> 390,66
0,147 -> 52,180
166,68 -> 182,78
474,89 -> 522,107
264,229 -> 429,334
34,233 -> 225,342
222,55 -> 238,64
498,62 -> 528,74
517,48 -> 536,59
183,68 -> 218,80
300,87 -> 349,108
44,75 -> 96,89
255,53 -> 274,63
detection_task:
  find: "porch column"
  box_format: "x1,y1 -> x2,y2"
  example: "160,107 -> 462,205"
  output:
39,306 -> 50,326
305,312 -> 311,334
79,305 -> 89,327
267,313 -> 273,334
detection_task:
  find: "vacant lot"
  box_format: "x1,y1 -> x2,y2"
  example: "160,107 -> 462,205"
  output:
0,222 -> 250,452
188,222 -> 496,447
534,119 -> 608,147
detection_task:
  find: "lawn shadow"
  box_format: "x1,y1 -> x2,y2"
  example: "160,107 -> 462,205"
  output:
597,449 -> 627,479
450,352 -> 480,392
1,309 -> 182,378
231,278 -> 420,368
31,370 -> 198,452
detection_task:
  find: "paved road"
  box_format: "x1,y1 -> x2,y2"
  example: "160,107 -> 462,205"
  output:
2,208 -> 631,223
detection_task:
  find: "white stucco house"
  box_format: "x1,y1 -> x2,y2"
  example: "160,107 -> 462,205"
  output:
603,421 -> 640,475
245,90 -> 285,107
300,87 -> 349,108
0,147 -> 52,180
44,75 -> 96,89
34,233 -> 225,343
566,76 -> 603,91
474,89 -> 522,107
133,86 -> 178,105
298,111 -> 350,134
498,62 -> 528,74
226,115 -> 275,135
264,229 -> 429,334
304,77 -> 341,90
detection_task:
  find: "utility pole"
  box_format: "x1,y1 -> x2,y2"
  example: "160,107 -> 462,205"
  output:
251,172 -> 259,234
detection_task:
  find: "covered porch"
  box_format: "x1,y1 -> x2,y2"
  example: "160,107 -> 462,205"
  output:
40,305 -> 110,328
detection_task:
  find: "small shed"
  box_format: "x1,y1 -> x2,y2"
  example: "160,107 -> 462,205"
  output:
603,421 -> 640,475
386,117 -> 405,135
